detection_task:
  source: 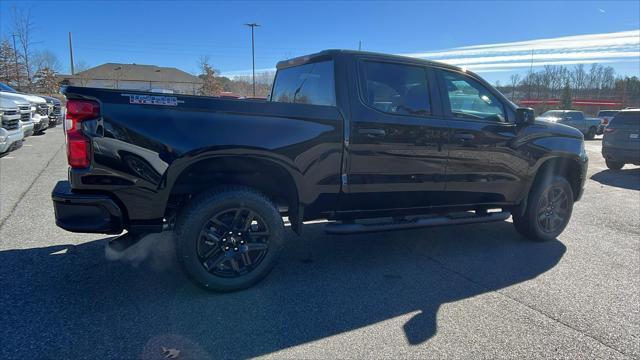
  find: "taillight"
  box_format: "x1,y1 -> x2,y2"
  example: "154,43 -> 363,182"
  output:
65,99 -> 99,168
603,117 -> 609,125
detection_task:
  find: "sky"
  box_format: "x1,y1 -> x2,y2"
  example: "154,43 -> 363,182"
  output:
1,0 -> 639,83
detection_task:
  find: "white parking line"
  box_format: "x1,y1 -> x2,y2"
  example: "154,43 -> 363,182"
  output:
1,156 -> 14,159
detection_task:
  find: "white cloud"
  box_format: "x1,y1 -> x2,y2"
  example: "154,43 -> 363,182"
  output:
222,30 -> 640,77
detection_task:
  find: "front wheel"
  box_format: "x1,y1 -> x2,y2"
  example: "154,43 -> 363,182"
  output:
513,176 -> 574,241
175,187 -> 284,292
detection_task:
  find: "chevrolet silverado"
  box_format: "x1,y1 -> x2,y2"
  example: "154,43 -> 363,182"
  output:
52,50 -> 588,291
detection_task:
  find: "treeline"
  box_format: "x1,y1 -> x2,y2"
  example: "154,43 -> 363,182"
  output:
0,8 -> 62,95
197,55 -> 274,98
496,64 -> 640,110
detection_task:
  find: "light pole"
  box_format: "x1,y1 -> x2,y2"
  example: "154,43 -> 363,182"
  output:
11,33 -> 20,89
245,23 -> 260,97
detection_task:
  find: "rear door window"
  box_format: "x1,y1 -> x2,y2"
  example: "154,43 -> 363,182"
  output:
610,111 -> 640,127
359,61 -> 431,116
271,61 -> 336,106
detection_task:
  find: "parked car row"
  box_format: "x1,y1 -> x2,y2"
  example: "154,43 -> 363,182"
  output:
536,110 -> 603,140
535,109 -> 628,140
0,82 -> 62,155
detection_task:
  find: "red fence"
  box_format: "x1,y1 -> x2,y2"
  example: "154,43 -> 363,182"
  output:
519,99 -> 623,107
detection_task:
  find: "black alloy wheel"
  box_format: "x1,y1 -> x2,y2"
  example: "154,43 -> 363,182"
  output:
197,208 -> 270,277
536,185 -> 570,234
175,187 -> 284,292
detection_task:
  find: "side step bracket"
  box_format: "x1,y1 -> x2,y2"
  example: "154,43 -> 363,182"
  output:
324,211 -> 511,235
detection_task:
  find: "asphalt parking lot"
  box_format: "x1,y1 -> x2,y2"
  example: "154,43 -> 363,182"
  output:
0,127 -> 638,359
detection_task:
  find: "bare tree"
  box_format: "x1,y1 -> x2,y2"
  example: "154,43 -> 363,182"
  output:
509,73 -> 520,100
33,67 -> 58,94
570,64 -> 586,98
197,55 -> 222,96
33,49 -> 61,73
74,60 -> 91,86
12,6 -> 37,90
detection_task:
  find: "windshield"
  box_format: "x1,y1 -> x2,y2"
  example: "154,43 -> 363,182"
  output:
0,82 -> 18,92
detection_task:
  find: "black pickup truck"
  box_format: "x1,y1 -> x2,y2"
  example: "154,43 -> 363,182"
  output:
52,50 -> 588,291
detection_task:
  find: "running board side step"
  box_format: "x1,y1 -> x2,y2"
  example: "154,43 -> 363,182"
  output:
324,211 -> 511,234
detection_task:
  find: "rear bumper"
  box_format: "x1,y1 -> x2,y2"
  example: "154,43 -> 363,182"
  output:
602,146 -> 640,164
52,180 -> 124,234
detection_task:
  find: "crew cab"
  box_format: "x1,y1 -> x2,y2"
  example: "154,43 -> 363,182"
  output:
52,50 -> 588,291
536,110 -> 601,139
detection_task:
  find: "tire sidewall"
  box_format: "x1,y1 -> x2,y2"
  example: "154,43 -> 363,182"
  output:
526,176 -> 574,241
606,159 -> 624,170
176,189 -> 284,292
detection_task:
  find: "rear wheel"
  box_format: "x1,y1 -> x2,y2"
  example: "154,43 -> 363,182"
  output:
605,159 -> 624,170
175,187 -> 284,292
513,176 -> 574,241
585,127 -> 597,140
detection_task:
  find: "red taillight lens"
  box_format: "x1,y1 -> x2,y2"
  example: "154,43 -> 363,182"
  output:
65,100 -> 99,168
603,118 -> 609,125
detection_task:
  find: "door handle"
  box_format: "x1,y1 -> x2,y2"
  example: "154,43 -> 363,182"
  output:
453,133 -> 475,141
359,128 -> 387,137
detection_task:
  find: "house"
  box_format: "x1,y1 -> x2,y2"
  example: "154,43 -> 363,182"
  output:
58,63 -> 203,95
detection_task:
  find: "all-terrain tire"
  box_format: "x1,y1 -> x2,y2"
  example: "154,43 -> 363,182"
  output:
175,186 -> 284,292
512,176 -> 574,242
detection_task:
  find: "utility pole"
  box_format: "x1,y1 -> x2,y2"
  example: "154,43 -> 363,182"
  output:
358,41 -> 362,51
11,33 -> 20,88
69,32 -> 75,75
245,23 -> 260,97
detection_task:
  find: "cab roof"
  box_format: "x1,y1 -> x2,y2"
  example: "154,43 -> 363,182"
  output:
276,49 -> 464,73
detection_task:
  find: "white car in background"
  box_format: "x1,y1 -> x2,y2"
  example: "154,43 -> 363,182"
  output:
0,96 -> 25,154
8,98 -> 35,138
0,82 -> 50,134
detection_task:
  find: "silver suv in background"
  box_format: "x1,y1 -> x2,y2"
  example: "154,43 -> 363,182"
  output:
602,109 -> 640,170
0,97 -> 25,154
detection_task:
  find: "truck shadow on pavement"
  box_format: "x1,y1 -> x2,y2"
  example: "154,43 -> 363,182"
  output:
0,221 -> 565,359
591,167 -> 640,190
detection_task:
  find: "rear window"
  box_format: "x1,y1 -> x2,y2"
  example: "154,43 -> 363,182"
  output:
598,110 -> 618,117
270,61 -> 336,106
359,61 -> 431,116
609,111 -> 640,127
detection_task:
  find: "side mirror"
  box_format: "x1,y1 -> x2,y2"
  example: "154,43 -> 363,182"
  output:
515,107 -> 535,125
